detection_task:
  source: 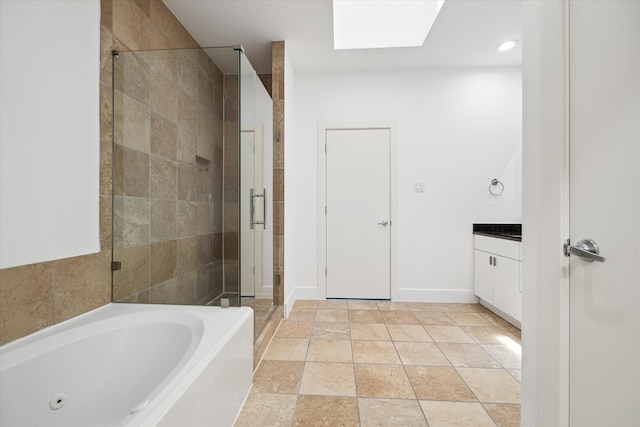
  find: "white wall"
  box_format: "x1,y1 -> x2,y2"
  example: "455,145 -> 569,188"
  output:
289,67 -> 522,303
0,1 -> 101,268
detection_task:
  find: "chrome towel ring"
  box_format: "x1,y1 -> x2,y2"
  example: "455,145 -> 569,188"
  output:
489,179 -> 504,196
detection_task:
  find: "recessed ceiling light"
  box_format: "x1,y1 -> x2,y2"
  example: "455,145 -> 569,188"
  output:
497,40 -> 518,52
333,0 -> 446,50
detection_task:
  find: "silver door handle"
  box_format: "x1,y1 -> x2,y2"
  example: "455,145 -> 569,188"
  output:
250,189 -> 266,230
377,221 -> 389,226
564,238 -> 606,263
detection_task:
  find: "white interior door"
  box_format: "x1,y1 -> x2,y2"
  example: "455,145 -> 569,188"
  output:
568,1 -> 640,425
326,128 -> 391,299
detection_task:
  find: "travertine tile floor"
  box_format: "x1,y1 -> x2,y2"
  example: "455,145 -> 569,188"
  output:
235,300 -> 521,427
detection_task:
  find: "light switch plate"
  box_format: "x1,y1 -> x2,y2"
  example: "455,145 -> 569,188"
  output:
413,181 -> 425,193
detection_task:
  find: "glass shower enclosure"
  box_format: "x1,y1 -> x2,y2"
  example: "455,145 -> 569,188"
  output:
111,46 -> 274,340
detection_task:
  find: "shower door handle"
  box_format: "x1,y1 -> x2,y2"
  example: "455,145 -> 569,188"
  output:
250,189 -> 266,230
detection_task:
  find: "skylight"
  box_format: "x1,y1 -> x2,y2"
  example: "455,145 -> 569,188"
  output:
333,0 -> 446,50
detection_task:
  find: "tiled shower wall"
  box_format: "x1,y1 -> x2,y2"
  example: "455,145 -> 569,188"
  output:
223,75 -> 240,294
272,41 -> 285,306
0,0 -> 209,346
112,47 -> 226,304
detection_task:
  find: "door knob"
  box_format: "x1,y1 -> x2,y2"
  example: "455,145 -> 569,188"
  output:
564,238 -> 606,263
377,221 -> 389,226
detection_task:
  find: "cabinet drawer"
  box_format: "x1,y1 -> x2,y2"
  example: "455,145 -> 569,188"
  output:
474,235 -> 521,260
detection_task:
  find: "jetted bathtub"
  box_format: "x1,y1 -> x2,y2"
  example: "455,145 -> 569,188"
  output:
0,303 -> 253,427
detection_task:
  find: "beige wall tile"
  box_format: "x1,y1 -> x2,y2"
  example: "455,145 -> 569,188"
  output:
101,0 -> 113,32
100,195 -> 113,250
112,245 -> 150,300
113,196 -> 150,248
196,263 -> 214,302
151,113 -> 177,160
150,199 -> 176,242
177,236 -> 198,273
197,234 -> 212,267
150,240 -> 177,285
150,155 -> 177,200
197,106 -> 215,161
149,0 -> 189,48
100,139 -> 112,196
178,164 -> 196,201
53,250 -> 111,323
177,201 -> 197,238
178,91 -> 198,134
100,82 -> 113,142
273,169 -> 284,202
113,51 -> 150,105
149,277 -> 178,303
177,128 -> 197,166
176,269 -> 197,304
177,51 -> 198,99
150,68 -> 178,122
196,202 -> 213,235
113,144 -> 149,197
113,0 -> 150,50
198,67 -> 214,111
0,262 -> 53,345
149,49 -> 177,81
132,0 -> 150,17
113,91 -> 150,153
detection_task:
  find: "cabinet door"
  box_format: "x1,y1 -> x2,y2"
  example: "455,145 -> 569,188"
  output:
493,256 -> 521,322
473,249 -> 494,303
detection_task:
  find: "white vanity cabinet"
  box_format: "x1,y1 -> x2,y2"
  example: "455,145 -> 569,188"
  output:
473,234 -> 521,324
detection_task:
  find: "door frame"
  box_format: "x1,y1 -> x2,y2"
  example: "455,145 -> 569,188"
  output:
522,0 -> 570,425
317,122 -> 399,300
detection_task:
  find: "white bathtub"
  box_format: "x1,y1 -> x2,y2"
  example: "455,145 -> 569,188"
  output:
0,303 -> 253,427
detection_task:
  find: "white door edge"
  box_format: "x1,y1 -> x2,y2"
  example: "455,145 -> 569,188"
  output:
317,121 -> 399,301
522,1 -> 570,425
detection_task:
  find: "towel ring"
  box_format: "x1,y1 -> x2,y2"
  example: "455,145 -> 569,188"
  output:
489,179 -> 504,196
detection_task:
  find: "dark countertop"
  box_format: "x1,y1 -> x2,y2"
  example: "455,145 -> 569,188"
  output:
473,223 -> 522,242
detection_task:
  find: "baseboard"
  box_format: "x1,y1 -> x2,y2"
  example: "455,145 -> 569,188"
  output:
397,288 -> 478,303
284,286 -> 319,317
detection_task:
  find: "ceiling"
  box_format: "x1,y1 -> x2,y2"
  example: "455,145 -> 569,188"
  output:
163,0 -> 522,75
